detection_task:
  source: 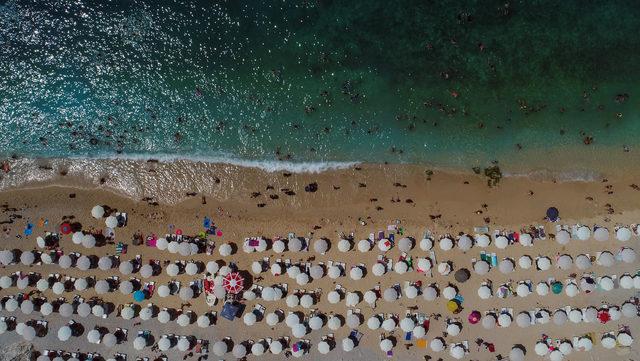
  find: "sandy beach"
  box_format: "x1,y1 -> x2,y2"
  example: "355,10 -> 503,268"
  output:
0,162 -> 638,360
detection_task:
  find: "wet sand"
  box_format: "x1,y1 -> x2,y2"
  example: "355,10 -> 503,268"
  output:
0,163 -> 639,360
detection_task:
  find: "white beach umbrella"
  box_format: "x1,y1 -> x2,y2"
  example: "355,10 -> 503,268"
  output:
327,291 -> 340,304
516,283 -> 530,297
309,316 -> 323,330
159,337 -> 173,351
287,265 -> 301,279
594,227 -> 609,241
36,278 -> 49,291
103,333 -> 117,348
121,306 -> 135,320
155,238 -> 168,250
243,289 -> 257,301
0,275 -> 12,289
158,310 -> 171,323
430,338 -> 445,352
270,263 -> 283,277
583,307 -> 597,323
510,347 -> 525,361
87,329 -> 101,344
457,235 -> 472,251
73,278 -> 88,291
40,302 -> 53,316
473,260 -> 490,275
364,290 -> 378,305
553,309 -> 567,325
536,256 -> 551,270
166,263 -> 180,277
534,342 -> 548,356
498,258 -> 514,274
599,276 -> 614,291
261,287 -> 276,301
139,306 -> 153,321
57,326 -> 72,341
518,255 -> 532,269
576,226 -> 591,240
372,262 -> 386,276
82,234 -> 96,248
516,312 -> 531,328
20,300 -> 34,315
620,274 -> 634,289
288,237 -> 303,252
601,334 -> 616,349
243,312 -> 257,326
117,261 -> 133,275
196,314 -> 210,328
379,338 -> 393,352
309,265 -> 324,279
292,323 -> 307,338
423,285 -> 438,301
357,239 -> 371,252
498,313 -> 512,327
568,309 -> 582,323
556,230 -> 570,245
40,253 -> 53,265
139,264 -> 153,278
620,247 -> 636,263
211,340 -> 227,356
439,237 -> 453,251
178,242 -> 192,256
549,350 -> 564,361
616,227 -> 632,241
268,339 -> 283,354
318,341 -> 332,355
565,283 -> 579,297
474,234 -> 490,248
413,325 -> 426,338
314,238 -> 329,254
167,241 -> 179,254
157,284 -> 171,298
559,341 -> 573,355
416,258 -> 432,272
450,344 -> 465,360
597,251 -> 615,267
577,337 -> 592,351
176,313 -> 191,326
98,256 -> 112,271
22,326 -> 35,341
77,302 -> 91,318
575,254 -> 591,270
16,276 -> 27,290
617,332 -> 633,347
399,318 -> 415,332
179,287 -> 194,301
495,235 -> 508,249
252,342 -> 266,356
285,313 -> 300,327
72,232 -> 84,245
338,239 -> 351,252
398,237 -> 414,252
328,316 -> 342,330
420,237 -> 434,250
394,261 -> 408,274
52,281 -> 65,295
634,275 -> 640,289
367,316 -> 381,330
91,304 -> 104,317
58,254 -> 72,269
186,262 -> 200,275
218,243 -> 232,256
15,322 -> 25,335
286,294 -> 299,307
443,286 -> 457,300
446,322 -> 461,336
105,215 -> 118,228
478,285 -> 492,299
203,261 -> 218,275
300,294 -> 314,308
5,298 -> 18,312
556,254 -> 572,270
20,251 -> 34,266
91,205 -> 105,218
296,272 -> 310,285
383,287 -> 398,301
272,239 -> 286,253
404,285 -> 418,299
519,233 -> 533,246
350,266 -> 364,280
621,302 -> 637,318
134,336 -> 147,350
342,338 -> 355,352
95,280 -> 110,294
376,239 -> 391,252
382,318 -> 396,331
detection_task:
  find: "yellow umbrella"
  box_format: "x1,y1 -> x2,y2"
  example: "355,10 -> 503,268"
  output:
447,300 -> 461,313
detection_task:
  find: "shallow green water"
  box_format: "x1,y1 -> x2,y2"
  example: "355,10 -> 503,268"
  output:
0,0 -> 638,172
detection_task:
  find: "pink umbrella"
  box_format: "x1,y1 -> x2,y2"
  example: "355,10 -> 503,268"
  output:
468,311 -> 481,324
222,272 -> 244,294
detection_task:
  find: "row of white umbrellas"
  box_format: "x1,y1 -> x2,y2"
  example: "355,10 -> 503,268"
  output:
534,331 -> 633,359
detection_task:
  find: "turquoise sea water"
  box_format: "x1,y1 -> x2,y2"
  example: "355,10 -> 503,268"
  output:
1,0 -> 639,172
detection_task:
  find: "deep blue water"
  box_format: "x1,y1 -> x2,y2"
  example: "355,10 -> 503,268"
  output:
1,0 -> 639,171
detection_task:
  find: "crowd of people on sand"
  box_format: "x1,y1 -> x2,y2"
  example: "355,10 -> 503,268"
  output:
0,204 -> 638,361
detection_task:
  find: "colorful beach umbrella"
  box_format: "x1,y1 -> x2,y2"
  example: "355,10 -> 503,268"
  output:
59,223 -> 72,235
551,282 -> 563,294
222,272 -> 244,294
133,290 -> 145,302
468,310 -> 481,324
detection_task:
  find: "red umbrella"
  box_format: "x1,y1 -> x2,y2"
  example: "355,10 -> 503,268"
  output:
597,310 -> 611,324
222,272 -> 244,294
468,310 -> 481,324
59,223 -> 72,235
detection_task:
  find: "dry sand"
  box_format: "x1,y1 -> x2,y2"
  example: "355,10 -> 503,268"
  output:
0,163 -> 639,360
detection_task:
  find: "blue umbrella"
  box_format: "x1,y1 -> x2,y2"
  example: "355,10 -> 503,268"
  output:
546,207 -> 559,222
133,290 -> 145,302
